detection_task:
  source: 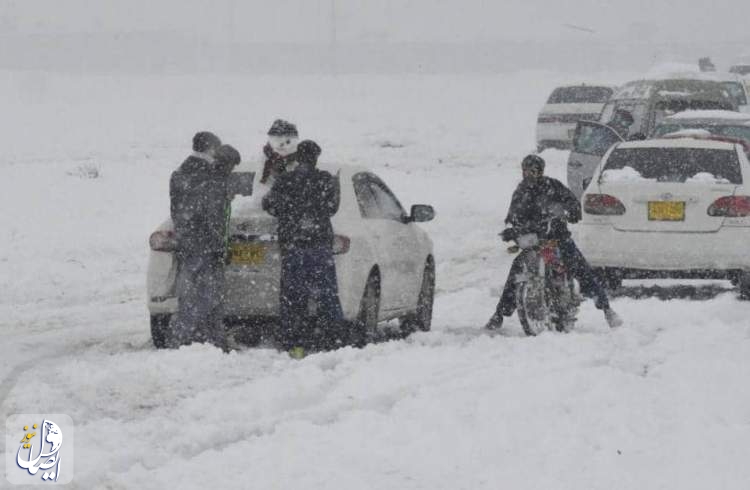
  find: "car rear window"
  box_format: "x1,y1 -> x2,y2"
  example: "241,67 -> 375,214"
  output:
653,100 -> 735,127
653,123 -> 750,143
603,147 -> 742,184
547,86 -> 613,104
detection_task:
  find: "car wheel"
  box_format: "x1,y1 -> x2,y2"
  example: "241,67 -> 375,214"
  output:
351,273 -> 380,347
739,271 -> 750,300
150,314 -> 171,349
401,260 -> 435,334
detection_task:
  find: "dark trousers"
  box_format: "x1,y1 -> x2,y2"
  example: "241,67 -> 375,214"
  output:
169,253 -> 227,350
279,247 -> 344,350
495,238 -> 609,317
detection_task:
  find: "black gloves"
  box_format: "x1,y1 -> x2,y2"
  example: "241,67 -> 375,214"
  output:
500,228 -> 517,242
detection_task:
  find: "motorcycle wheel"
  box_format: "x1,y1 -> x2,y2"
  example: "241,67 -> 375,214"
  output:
550,276 -> 578,333
516,279 -> 551,336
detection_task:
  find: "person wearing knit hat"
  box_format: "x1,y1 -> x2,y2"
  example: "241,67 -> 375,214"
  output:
262,140 -> 343,354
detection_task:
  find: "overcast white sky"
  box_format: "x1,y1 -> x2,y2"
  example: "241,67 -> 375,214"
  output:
3,0 -> 748,44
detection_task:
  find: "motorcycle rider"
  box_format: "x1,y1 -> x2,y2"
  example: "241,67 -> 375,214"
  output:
485,154 -> 622,330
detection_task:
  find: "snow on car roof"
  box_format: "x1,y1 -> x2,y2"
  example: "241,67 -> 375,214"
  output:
617,138 -> 739,150
666,110 -> 750,121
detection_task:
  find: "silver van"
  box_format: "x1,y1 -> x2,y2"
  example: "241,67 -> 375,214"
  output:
567,78 -> 737,198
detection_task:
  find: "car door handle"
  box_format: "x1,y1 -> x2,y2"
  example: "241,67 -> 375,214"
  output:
569,161 -> 583,168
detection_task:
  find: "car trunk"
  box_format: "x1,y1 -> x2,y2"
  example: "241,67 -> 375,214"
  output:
224,211 -> 281,316
597,145 -> 742,233
602,182 -> 736,232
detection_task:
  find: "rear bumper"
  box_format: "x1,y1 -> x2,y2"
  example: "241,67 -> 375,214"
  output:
576,224 -> 750,271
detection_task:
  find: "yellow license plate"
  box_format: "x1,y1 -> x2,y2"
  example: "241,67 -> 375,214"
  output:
229,243 -> 266,265
648,201 -> 685,221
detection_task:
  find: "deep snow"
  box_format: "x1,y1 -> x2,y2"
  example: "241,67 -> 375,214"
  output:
2,70 -> 750,489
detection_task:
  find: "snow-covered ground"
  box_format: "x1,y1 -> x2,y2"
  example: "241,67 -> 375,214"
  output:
2,70 -> 750,489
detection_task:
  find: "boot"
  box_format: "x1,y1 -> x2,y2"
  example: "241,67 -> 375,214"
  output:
485,313 -> 504,330
604,308 -> 623,328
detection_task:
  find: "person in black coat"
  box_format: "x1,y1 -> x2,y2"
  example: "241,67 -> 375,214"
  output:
485,154 -> 621,330
262,140 -> 343,351
168,133 -> 241,350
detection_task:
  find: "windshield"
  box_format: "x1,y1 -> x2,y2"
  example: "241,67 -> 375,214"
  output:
653,123 -> 750,143
721,82 -> 747,106
547,86 -> 613,104
602,147 -> 742,184
573,123 -> 622,156
599,100 -> 648,136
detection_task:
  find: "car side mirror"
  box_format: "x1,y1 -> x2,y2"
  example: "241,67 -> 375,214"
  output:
409,204 -> 435,223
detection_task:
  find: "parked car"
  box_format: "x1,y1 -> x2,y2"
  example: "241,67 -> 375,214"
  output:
576,137 -> 750,295
718,75 -> 750,112
653,110 -> 750,150
535,84 -> 614,152
147,166 -> 436,347
729,64 -> 750,76
567,78 -> 737,198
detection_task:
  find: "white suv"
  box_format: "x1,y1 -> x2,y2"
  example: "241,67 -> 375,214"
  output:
536,85 -> 614,151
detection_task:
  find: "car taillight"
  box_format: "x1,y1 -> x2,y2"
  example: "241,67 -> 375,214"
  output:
707,196 -> 750,217
584,194 -> 626,215
332,234 -> 351,255
149,230 -> 177,251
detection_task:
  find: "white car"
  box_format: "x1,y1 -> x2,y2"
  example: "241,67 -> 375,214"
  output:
147,166 -> 436,347
729,64 -> 750,77
536,84 -> 614,151
576,138 -> 750,295
719,75 -> 750,113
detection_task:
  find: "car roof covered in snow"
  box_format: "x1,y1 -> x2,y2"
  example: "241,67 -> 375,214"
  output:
617,138 -> 740,151
663,110 -> 750,123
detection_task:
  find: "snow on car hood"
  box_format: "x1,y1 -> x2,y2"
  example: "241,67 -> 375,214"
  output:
668,110 -> 750,121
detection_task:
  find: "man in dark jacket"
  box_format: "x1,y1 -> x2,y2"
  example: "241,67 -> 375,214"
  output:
262,140 -> 343,352
485,154 -> 622,330
607,109 -> 635,140
168,133 -> 241,350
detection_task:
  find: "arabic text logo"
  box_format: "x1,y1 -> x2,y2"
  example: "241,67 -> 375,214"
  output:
16,420 -> 64,482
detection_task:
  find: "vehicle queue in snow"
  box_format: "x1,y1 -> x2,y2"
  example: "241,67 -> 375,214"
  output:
146,62 -> 750,354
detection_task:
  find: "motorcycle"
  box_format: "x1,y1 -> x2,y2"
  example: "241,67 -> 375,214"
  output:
502,217 -> 579,336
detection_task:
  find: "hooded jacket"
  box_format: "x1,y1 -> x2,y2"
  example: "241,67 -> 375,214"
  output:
170,154 -> 233,257
505,176 -> 581,240
262,163 -> 340,251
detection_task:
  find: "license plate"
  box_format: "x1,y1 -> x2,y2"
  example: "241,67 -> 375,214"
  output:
648,201 -> 685,221
229,243 -> 266,265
